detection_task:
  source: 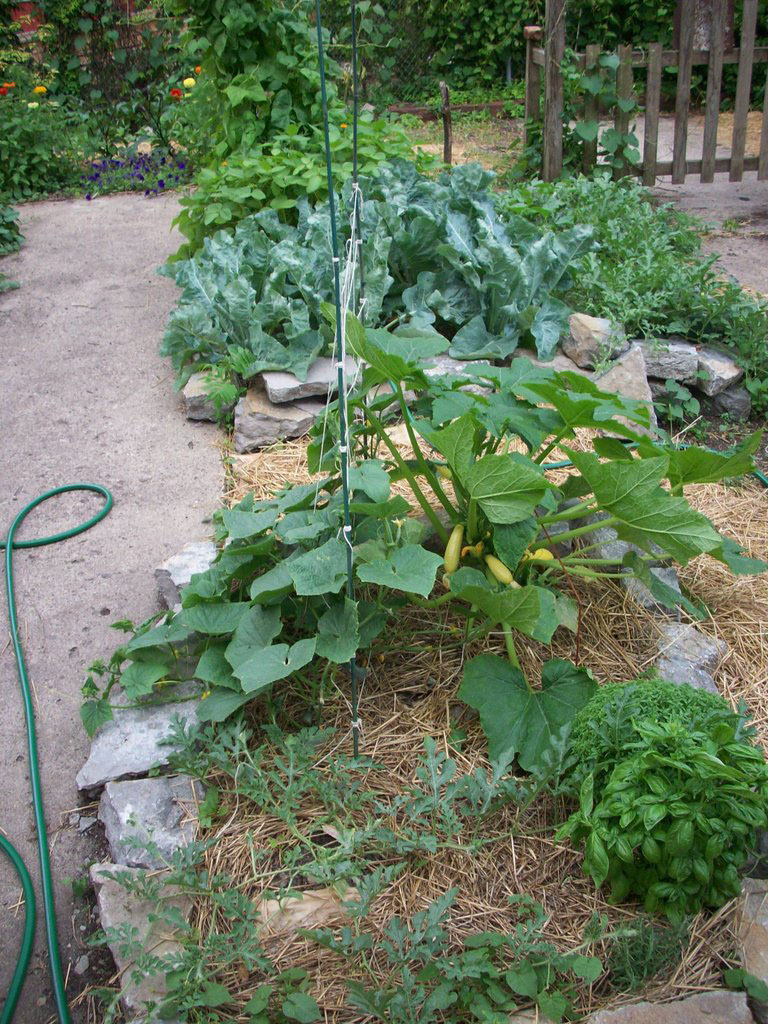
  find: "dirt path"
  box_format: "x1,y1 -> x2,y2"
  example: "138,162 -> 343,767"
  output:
0,194 -> 222,1022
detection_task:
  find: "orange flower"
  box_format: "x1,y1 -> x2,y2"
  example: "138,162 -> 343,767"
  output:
195,65 -> 201,74
2,81 -> 15,88
33,84 -> 47,94
340,122 -> 347,128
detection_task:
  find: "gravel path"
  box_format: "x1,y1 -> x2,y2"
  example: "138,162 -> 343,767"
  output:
0,193 -> 222,1022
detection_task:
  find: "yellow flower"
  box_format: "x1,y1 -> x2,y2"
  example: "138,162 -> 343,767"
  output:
340,122 -> 347,128
27,101 -> 39,108
33,85 -> 47,95
183,77 -> 196,89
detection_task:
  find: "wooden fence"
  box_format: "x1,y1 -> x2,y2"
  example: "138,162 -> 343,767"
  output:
525,0 -> 768,184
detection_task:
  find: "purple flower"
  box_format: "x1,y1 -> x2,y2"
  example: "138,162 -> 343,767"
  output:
158,179 -> 165,189
177,161 -> 186,170
85,193 -> 92,201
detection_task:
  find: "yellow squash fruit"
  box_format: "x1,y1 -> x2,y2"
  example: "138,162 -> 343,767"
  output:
443,524 -> 464,573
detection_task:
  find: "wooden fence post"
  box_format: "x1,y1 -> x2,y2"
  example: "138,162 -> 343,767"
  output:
759,69 -> 768,181
440,81 -> 452,165
613,43 -> 634,179
730,0 -> 758,182
672,0 -> 695,183
700,0 -> 726,182
543,0 -> 565,181
582,43 -> 600,174
523,24 -> 543,146
642,42 -> 663,185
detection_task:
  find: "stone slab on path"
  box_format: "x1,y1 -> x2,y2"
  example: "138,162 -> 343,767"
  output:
234,387 -> 325,452
0,194 -> 221,1020
263,355 -> 358,403
740,878 -> 768,1024
155,540 -> 217,609
90,862 -> 192,1018
587,990 -> 752,1023
98,774 -> 203,869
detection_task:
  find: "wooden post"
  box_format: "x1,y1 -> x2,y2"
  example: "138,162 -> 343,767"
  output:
543,0 -> 565,182
700,0 -> 725,182
582,43 -> 600,174
440,80 -> 452,165
759,70 -> 768,181
672,0 -> 695,183
613,43 -> 634,179
523,24 -> 543,146
642,42 -> 663,186
730,0 -> 758,182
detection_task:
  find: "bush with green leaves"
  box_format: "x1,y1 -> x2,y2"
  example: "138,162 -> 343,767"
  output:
161,160 -> 592,387
0,201 -> 22,293
171,119 -> 430,259
558,708 -> 768,922
82,322 -> 764,789
495,174 -> 768,415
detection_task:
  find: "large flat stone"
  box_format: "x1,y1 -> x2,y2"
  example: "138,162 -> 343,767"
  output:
523,351 -> 594,378
99,775 -> 203,869
155,540 -> 217,609
587,990 -> 751,1023
233,388 -> 324,453
182,371 -> 234,421
262,355 -> 359,403
698,346 -> 744,396
90,863 -> 191,1017
740,878 -> 768,1024
710,384 -> 752,421
655,622 -> 727,694
562,312 -> 629,369
637,337 -> 699,383
77,696 -> 199,792
594,344 -> 658,436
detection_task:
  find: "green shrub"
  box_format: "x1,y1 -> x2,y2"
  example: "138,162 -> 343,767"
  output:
558,681 -> 768,922
568,678 -> 740,791
0,202 -> 23,255
495,175 -> 768,414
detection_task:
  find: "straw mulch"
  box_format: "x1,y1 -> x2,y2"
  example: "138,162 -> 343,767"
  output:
190,439 -> 768,1020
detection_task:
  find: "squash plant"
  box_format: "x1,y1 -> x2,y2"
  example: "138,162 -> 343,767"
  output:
82,323 -> 764,774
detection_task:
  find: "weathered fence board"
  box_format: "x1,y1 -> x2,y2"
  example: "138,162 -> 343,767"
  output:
672,0 -> 695,183
701,0 -> 726,182
542,0 -> 565,181
643,42 -> 663,186
731,0 -> 759,181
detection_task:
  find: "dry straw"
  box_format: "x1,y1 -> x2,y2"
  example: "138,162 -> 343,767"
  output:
174,442 -> 766,1021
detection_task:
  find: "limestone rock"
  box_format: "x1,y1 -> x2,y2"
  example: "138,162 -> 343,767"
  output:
740,878 -> 768,1024
182,371 -> 234,421
233,388 -> 324,453
423,355 -> 491,394
77,696 -> 199,792
256,885 -> 358,938
523,351 -> 594,378
710,384 -> 752,421
624,568 -> 682,620
262,356 -> 359,404
99,775 -> 203,869
587,990 -> 751,1023
697,346 -> 744,396
562,313 -> 629,369
637,338 -> 698,383
594,344 -> 658,436
155,540 -> 217,609
90,863 -> 191,1017
655,622 -> 727,694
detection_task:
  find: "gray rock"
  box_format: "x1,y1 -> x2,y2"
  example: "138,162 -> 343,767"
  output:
90,862 -> 191,1017
98,775 -> 204,869
697,346 -> 744,396
521,351 -> 594,378
562,312 -> 629,369
155,541 -> 217,610
182,371 -> 234,421
637,337 -> 699,383
73,954 -> 90,976
623,568 -> 682,619
423,355 -> 491,394
76,696 -> 200,792
262,356 -> 359,404
594,344 -> 658,436
78,815 -> 98,832
654,622 -> 727,694
233,388 -> 324,453
710,384 -> 752,421
740,878 -> 768,1024
587,990 -> 751,1023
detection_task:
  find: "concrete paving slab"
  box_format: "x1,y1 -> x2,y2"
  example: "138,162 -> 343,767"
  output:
0,193 -> 222,1021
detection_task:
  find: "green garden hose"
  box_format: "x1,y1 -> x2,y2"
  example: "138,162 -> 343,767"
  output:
1,484 -> 112,1024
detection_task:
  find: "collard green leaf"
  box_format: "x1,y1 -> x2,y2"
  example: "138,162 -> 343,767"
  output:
463,453 -> 553,525
567,450 -> 722,564
449,315 -> 518,361
356,544 -> 444,597
288,537 -> 348,596
458,656 -> 597,772
315,599 -> 360,663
